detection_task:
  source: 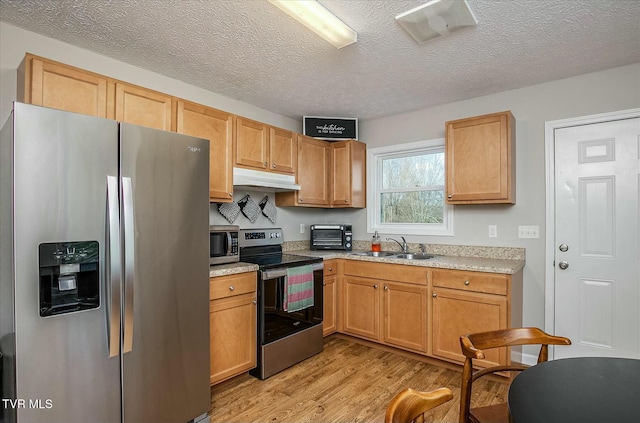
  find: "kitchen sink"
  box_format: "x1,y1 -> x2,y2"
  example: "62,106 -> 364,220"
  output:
349,251 -> 437,260
349,251 -> 398,257
390,253 -> 436,260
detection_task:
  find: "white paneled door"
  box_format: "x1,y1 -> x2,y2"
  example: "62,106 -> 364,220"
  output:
553,115 -> 640,359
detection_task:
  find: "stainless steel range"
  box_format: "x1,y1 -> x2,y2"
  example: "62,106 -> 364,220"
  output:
239,228 -> 323,379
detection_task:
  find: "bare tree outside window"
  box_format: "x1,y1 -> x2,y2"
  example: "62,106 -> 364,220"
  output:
368,139 -> 453,236
380,152 -> 445,223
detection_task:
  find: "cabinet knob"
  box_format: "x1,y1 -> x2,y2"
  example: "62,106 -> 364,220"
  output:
252,300 -> 257,305
228,192 -> 233,197
432,293 -> 437,298
344,199 -> 349,203
264,161 -> 268,166
299,198 -> 304,202
384,286 -> 388,291
447,194 -> 452,199
229,286 -> 235,291
464,280 -> 470,285
323,282 -> 326,286
272,163 -> 277,168
373,284 -> 378,289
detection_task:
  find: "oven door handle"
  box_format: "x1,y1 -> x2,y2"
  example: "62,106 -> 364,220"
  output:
261,262 -> 324,280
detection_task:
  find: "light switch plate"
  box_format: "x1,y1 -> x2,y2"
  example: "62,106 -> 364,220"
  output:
488,225 -> 497,238
518,225 -> 540,238
300,223 -> 305,234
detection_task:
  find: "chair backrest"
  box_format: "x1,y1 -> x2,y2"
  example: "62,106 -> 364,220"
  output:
458,327 -> 571,423
385,387 -> 453,423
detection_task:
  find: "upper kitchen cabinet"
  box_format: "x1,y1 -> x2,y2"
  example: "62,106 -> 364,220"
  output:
269,127 -> 296,174
276,137 -> 366,208
234,117 -> 269,170
114,82 -> 174,131
18,53 -> 110,118
331,140 -> 366,208
234,117 -> 296,175
176,100 -> 234,203
276,134 -> 331,207
445,111 -> 516,204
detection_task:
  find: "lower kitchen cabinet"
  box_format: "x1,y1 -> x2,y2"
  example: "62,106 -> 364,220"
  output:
323,259 -> 338,336
383,281 -> 428,353
342,261 -> 428,353
432,287 -> 506,367
431,269 -> 521,368
209,272 -> 257,385
343,276 -> 380,340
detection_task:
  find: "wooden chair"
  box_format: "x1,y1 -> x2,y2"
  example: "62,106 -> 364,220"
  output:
385,387 -> 453,423
459,327 -> 571,423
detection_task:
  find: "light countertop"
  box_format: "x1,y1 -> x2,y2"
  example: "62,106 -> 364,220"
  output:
209,249 -> 524,277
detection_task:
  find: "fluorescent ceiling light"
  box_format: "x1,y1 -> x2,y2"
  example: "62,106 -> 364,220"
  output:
396,0 -> 478,44
269,0 -> 357,49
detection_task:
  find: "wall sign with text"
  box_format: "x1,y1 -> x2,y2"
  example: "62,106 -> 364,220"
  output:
303,116 -> 358,140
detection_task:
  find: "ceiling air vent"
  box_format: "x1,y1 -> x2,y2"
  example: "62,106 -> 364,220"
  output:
396,0 -> 478,44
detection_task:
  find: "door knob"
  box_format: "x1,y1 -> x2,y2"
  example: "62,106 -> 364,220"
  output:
558,261 -> 569,270
559,244 -> 569,252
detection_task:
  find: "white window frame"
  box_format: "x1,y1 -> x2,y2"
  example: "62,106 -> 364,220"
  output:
366,138 -> 454,236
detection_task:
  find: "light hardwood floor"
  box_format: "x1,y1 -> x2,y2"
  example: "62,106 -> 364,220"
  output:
209,335 -> 509,422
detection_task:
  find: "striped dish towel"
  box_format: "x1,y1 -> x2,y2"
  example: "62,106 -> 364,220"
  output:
283,265 -> 314,312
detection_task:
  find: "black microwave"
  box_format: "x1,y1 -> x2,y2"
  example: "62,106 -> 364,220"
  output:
310,224 -> 352,251
210,225 -> 239,265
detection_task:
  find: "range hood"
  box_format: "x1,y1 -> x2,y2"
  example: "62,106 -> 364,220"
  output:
233,167 -> 301,192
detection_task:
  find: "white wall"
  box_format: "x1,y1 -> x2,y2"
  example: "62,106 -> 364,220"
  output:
2,21 -> 639,331
0,22 -> 301,131
359,63 -> 640,331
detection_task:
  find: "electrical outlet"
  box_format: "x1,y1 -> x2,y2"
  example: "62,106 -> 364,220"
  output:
518,225 -> 540,238
488,225 -> 497,238
300,223 -> 305,234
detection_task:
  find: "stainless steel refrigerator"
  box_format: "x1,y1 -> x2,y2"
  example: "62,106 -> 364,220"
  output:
0,103 -> 211,423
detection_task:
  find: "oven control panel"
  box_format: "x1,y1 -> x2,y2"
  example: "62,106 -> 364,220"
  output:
239,228 -> 283,247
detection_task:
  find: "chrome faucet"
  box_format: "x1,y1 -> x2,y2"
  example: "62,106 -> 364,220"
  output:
386,236 -> 408,253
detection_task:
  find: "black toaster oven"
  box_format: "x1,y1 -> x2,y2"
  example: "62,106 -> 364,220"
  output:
310,224 -> 352,251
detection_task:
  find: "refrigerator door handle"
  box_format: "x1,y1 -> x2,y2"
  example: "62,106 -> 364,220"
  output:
122,176 -> 135,353
106,176 -> 121,358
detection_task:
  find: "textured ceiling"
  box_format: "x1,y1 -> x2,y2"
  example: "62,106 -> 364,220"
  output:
1,0 -> 639,121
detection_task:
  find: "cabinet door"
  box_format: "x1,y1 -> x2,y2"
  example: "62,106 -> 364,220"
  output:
235,117 -> 269,170
323,275 -> 337,336
331,141 -> 351,206
292,135 -> 331,206
269,127 -> 296,174
24,55 -> 109,118
445,111 -> 515,204
331,140 -> 366,208
176,100 -> 234,202
383,282 -> 428,353
343,277 -> 380,341
209,293 -> 257,385
115,82 -> 173,131
431,287 -> 507,367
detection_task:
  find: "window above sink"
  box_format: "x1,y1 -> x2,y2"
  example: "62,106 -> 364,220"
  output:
366,138 -> 454,236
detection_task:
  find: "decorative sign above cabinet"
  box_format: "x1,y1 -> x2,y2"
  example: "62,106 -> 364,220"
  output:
303,116 -> 358,140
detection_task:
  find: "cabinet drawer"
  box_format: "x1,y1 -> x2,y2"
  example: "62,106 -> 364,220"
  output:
344,261 -> 427,285
432,269 -> 507,295
210,272 -> 256,300
324,259 -> 338,276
